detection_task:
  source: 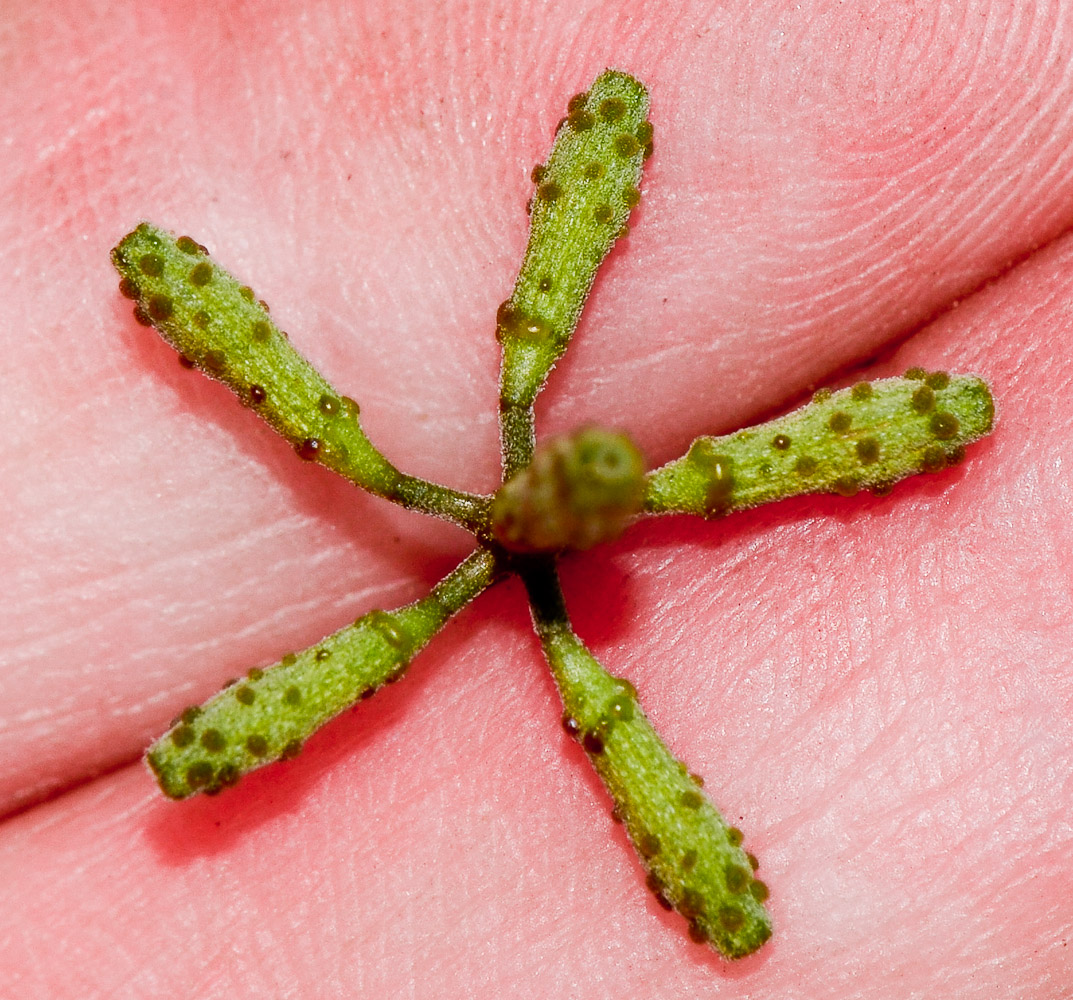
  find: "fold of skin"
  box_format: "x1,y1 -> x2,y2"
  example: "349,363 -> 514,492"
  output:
2,2 -> 1072,996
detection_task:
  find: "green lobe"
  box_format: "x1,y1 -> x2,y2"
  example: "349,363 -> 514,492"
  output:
644,374 -> 995,517
498,69 -> 651,476
146,549 -> 497,799
537,620 -> 772,959
112,223 -> 488,533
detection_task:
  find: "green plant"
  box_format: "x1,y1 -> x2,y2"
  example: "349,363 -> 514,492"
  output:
110,69 -> 993,960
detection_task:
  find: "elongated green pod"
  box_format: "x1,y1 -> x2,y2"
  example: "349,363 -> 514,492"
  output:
112,223 -> 489,533
491,427 -> 645,551
146,548 -> 498,799
645,373 -> 995,517
526,566 -> 771,959
498,70 -> 652,475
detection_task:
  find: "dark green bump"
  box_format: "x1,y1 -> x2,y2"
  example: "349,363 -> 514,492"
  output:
200,728 -> 226,753
147,294 -> 173,321
118,277 -> 139,300
186,761 -> 213,789
681,848 -> 698,872
725,863 -> 750,893
246,734 -> 268,757
530,163 -> 546,184
832,476 -> 859,497
249,384 -> 266,405
771,433 -> 791,451
623,185 -> 641,207
239,285 -> 255,302
727,827 -> 744,847
284,686 -> 302,705
795,455 -> 818,476
318,394 -> 339,416
851,381 -> 873,400
931,412 -> 960,440
171,725 -> 195,747
926,371 -> 950,389
203,349 -> 225,375
642,140 -> 654,159
636,121 -> 654,145
689,771 -> 704,787
870,481 -> 895,496
613,133 -> 640,157
582,731 -> 605,755
912,386 -> 935,412
608,694 -> 634,722
368,610 -> 410,652
280,653 -> 297,667
217,764 -> 240,788
947,443 -> 966,465
598,96 -> 626,121
615,676 -> 638,699
192,310 -> 210,328
638,831 -> 661,858
688,921 -> 709,944
281,739 -> 302,760
594,204 -> 613,224
856,437 -> 880,464
567,92 -> 588,113
538,276 -> 552,292
812,387 -> 832,403
181,706 -> 202,725
341,396 -> 360,418
680,789 -> 703,809
922,444 -> 946,473
537,181 -> 562,202
175,235 -> 203,255
679,887 -> 704,919
719,904 -> 745,932
188,261 -> 212,286
296,438 -> 321,461
583,161 -> 605,180
828,410 -> 852,433
568,109 -> 595,131
178,354 -> 196,369
138,253 -> 164,277
235,685 -> 256,705
905,366 -> 927,380
314,648 -> 331,661
750,880 -> 770,903
746,852 -> 759,871
251,320 -> 271,342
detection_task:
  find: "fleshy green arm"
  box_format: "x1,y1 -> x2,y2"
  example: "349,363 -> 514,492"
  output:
146,547 -> 499,798
645,372 -> 995,517
497,69 -> 653,477
112,223 -> 490,535
524,562 -> 772,959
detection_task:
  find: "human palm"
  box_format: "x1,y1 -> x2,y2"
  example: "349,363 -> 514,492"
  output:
3,3 -> 1072,997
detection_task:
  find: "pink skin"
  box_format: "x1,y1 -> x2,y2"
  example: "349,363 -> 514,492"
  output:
3,2 -> 1072,995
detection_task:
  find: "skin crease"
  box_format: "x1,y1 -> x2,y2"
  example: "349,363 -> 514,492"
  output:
2,0 -> 1073,995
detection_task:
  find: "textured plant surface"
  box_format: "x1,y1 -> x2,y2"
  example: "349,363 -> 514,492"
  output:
110,71 -> 993,960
